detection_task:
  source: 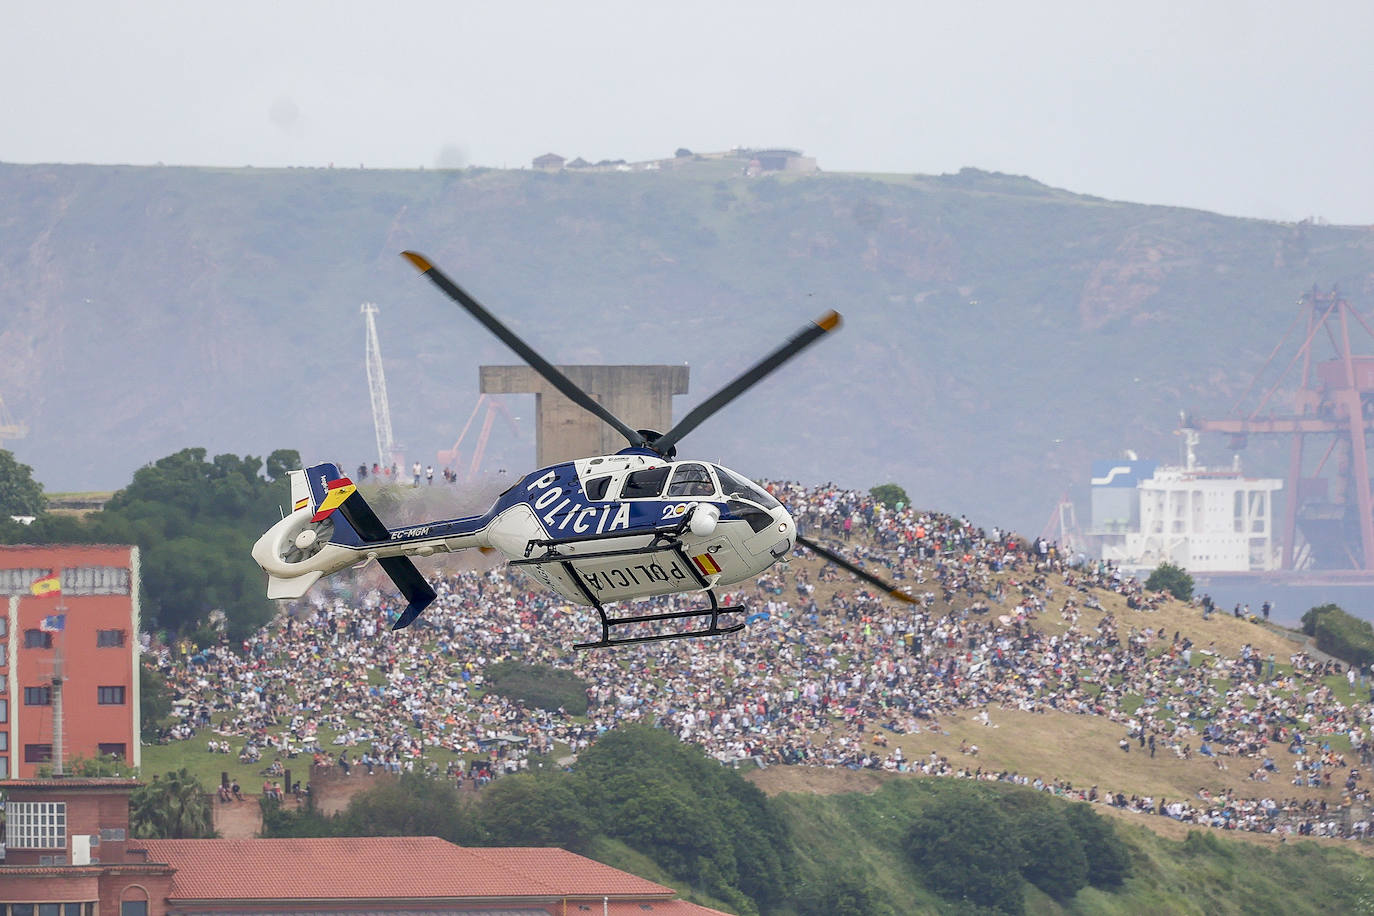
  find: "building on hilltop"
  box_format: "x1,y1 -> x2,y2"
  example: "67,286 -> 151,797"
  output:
0,545 -> 142,779
531,152 -> 565,170
0,778 -> 731,915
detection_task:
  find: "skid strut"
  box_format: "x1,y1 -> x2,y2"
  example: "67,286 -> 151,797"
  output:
574,589 -> 745,650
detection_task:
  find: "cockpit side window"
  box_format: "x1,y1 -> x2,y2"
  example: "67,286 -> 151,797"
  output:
621,466 -> 670,499
666,463 -> 717,498
583,476 -> 612,500
713,466 -> 781,509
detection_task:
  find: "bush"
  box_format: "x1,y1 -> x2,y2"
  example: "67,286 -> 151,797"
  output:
1301,603 -> 1374,668
1014,805 -> 1088,900
1062,802 -> 1132,888
484,660 -> 590,715
1145,561 -> 1194,601
869,483 -> 910,511
905,794 -> 1026,914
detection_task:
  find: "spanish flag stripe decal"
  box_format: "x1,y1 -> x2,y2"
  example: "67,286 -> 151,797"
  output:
312,482 -> 358,522
692,553 -> 722,576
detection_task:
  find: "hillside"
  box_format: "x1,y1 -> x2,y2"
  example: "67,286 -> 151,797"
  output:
4,159 -> 1374,533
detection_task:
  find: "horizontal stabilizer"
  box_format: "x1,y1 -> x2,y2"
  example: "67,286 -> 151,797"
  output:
267,570 -> 324,600
381,555 -> 438,629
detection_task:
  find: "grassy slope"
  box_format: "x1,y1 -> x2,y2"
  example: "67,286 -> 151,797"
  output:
771,779 -> 1374,916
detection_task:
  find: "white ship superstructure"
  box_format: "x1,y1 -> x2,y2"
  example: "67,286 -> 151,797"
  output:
1090,436 -> 1283,574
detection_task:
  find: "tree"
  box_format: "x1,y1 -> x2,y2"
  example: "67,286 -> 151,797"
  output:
336,772 -> 478,842
0,449 -> 46,516
1145,561 -> 1194,601
140,663 -> 173,733
905,793 -> 1026,915
1013,805 -> 1088,900
1301,603 -> 1374,667
475,772 -> 595,851
795,865 -> 891,916
575,725 -> 791,912
1062,802 -> 1131,888
130,769 -> 217,838
869,483 -> 909,511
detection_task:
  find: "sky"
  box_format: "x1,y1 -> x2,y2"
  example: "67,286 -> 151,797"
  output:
3,1 -> 1373,223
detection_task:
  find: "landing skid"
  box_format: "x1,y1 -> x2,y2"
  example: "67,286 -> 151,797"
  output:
574,590 -> 745,650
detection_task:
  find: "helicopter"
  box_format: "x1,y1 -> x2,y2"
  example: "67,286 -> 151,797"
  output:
252,251 -> 913,648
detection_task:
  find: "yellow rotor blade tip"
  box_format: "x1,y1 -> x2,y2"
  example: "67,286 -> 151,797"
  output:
401,251 -> 433,273
816,310 -> 842,332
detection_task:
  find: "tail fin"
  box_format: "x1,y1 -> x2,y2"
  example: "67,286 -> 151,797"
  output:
304,463 -> 437,628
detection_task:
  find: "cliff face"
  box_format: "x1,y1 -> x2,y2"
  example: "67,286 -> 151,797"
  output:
2,161 -> 1372,533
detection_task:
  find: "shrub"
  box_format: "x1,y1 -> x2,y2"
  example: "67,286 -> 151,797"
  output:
484,660 -> 590,714
1300,603 -> 1374,668
1062,802 -> 1132,888
869,483 -> 910,511
1145,561 -> 1194,601
905,794 -> 1026,914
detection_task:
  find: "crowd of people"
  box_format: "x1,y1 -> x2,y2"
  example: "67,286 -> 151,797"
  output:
146,481 -> 1374,842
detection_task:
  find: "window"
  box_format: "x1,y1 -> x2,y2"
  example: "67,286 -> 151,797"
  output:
64,565 -> 131,596
0,617 -> 7,636
13,906 -> 35,916
97,685 -> 127,705
39,904 -> 62,916
0,755 -> 9,778
0,699 -> 8,722
24,743 -> 52,764
24,686 -> 52,706
6,800 -> 65,848
713,466 -> 781,508
621,466 -> 670,499
583,476 -> 612,500
120,903 -> 147,916
0,731 -> 8,749
98,743 -> 127,761
0,568 -> 55,597
23,629 -> 53,649
667,463 -> 717,498
97,629 -> 127,648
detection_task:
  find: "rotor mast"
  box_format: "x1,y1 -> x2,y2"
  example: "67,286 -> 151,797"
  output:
362,303 -> 403,473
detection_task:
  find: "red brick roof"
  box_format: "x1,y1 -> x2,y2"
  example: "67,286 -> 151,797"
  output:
2,778 -> 141,789
132,838 -> 676,902
460,847 -> 672,899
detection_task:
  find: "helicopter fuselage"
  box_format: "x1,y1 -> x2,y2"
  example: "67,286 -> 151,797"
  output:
252,450 -> 795,611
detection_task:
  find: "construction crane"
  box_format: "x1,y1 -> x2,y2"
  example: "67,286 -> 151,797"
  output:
0,393 -> 27,450
362,303 -> 405,475
437,394 -> 519,481
1182,288 -> 1374,571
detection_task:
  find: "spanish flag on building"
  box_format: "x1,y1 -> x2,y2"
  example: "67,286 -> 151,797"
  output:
30,571 -> 61,597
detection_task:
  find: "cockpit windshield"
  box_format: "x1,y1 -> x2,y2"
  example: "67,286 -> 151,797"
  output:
713,466 -> 781,509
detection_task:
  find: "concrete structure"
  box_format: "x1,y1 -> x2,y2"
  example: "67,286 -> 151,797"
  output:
480,365 -> 689,465
0,778 -> 729,916
0,545 -> 141,778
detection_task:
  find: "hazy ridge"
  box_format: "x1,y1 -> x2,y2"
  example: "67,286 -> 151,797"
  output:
3,159 -> 1372,535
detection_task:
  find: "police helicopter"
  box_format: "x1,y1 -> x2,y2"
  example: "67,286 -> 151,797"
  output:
252,251 -> 913,648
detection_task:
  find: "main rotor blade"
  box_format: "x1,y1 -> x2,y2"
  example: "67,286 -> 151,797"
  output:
402,251 -> 648,450
652,310 -> 841,454
795,534 -> 916,604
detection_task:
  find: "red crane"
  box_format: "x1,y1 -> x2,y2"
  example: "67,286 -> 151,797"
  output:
1184,289 -> 1374,571
437,394 -> 519,481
